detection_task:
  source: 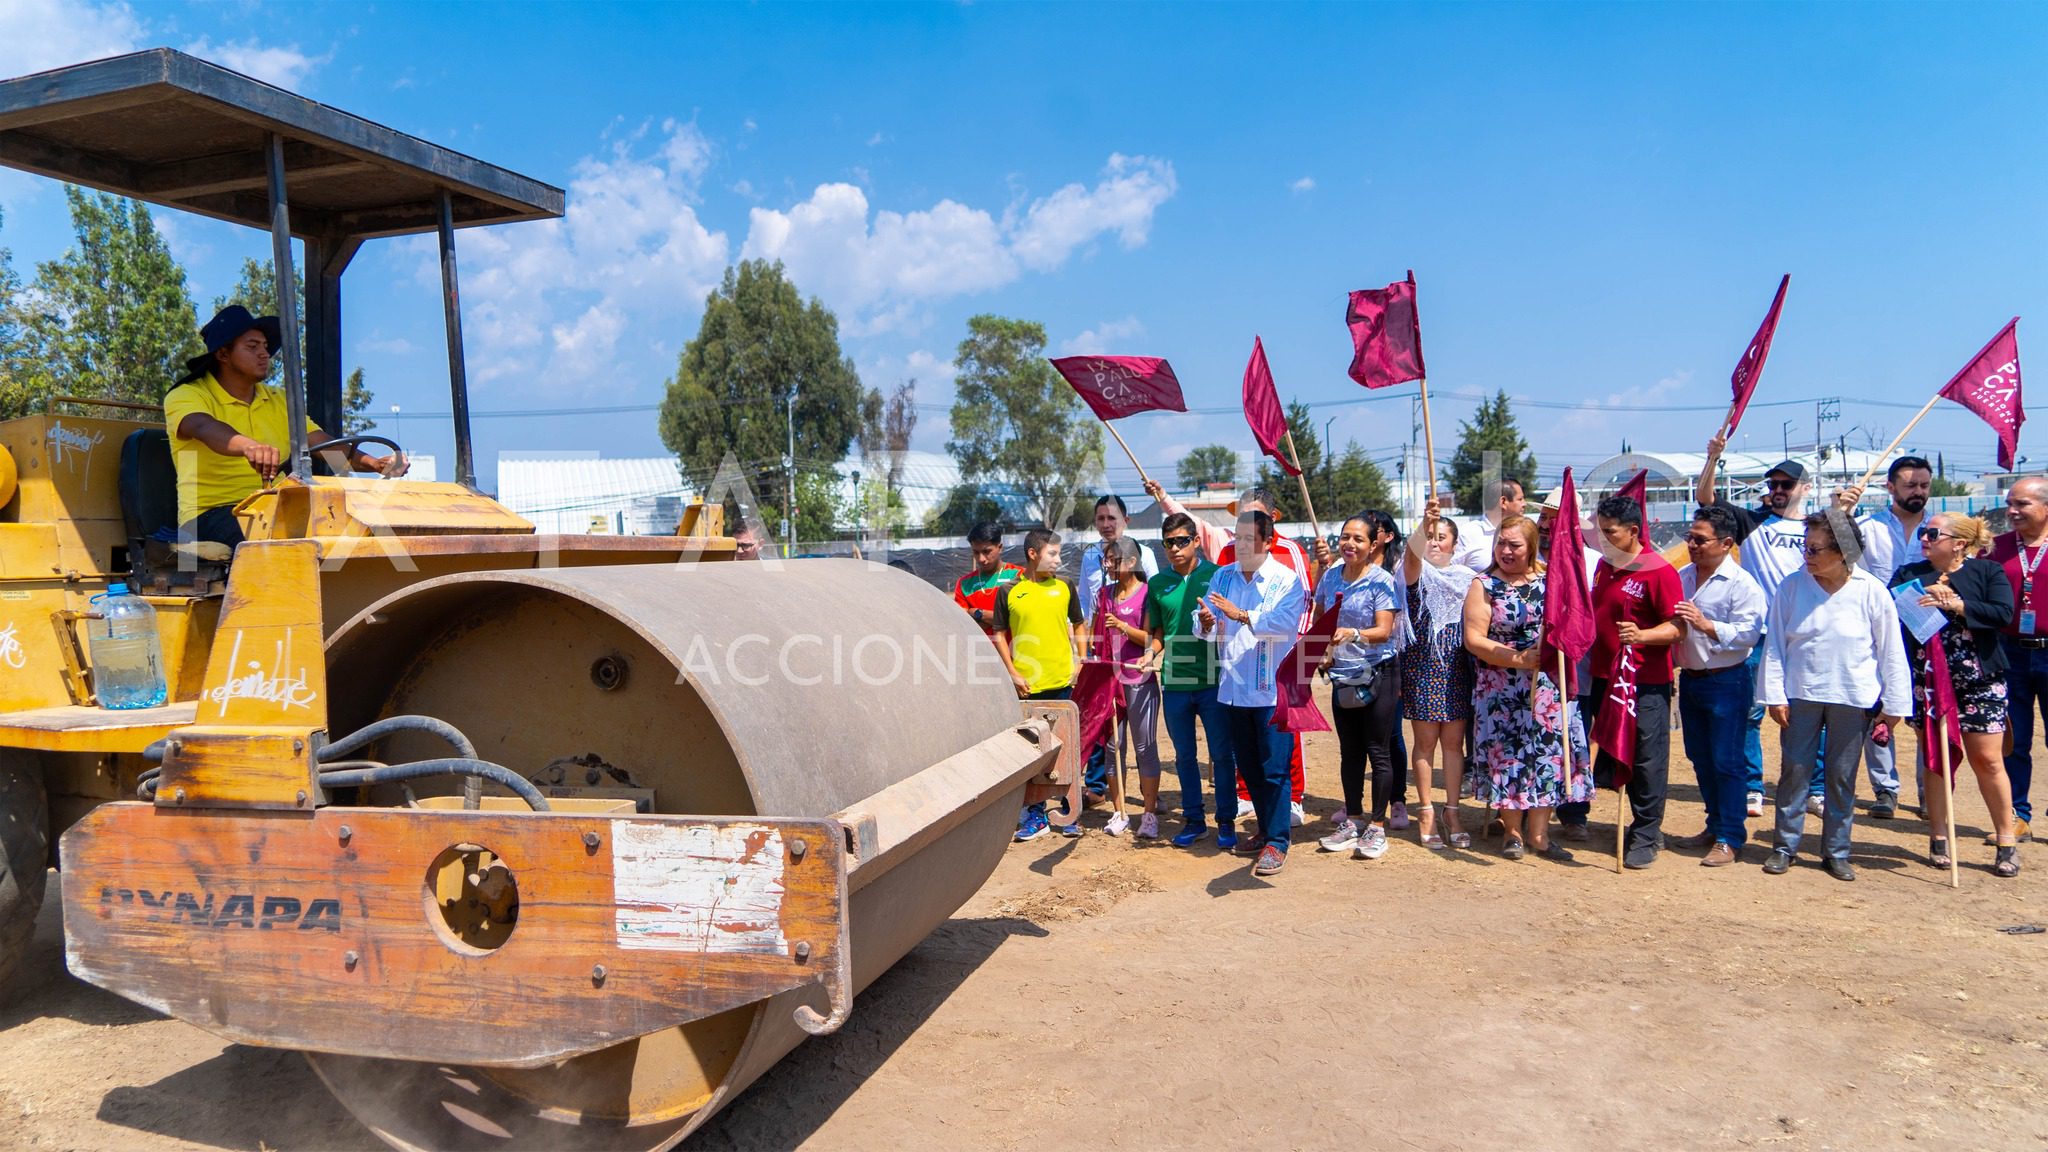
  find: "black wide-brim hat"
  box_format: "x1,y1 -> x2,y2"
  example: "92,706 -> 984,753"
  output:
178,304 -> 282,384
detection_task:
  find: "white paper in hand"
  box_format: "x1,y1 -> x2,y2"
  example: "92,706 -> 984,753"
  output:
1892,579 -> 1947,645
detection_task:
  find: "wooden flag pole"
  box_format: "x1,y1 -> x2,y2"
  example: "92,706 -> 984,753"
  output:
1419,376 -> 1439,504
1719,398 -> 1742,441
1616,784 -> 1626,873
1853,391 -> 1946,492
1282,430 -> 1325,544
1557,649 -> 1572,796
1938,730 -> 1959,890
1104,421 -> 1153,488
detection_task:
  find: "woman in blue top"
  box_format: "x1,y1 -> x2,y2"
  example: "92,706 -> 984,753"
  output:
1315,511 -> 1413,861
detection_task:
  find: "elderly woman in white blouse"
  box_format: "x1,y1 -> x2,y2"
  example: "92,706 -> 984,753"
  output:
1757,510 -> 1910,881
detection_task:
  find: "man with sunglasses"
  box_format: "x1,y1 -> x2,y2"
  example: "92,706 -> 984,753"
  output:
1148,512 -> 1236,847
1695,445 -> 1826,816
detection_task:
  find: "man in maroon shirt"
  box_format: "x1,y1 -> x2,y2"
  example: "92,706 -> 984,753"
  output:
1590,495 -> 1686,868
1993,475 -> 2048,841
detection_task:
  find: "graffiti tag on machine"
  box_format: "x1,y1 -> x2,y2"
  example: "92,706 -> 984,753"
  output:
0,621 -> 24,670
48,421 -> 107,489
99,886 -> 343,930
207,630 -> 319,716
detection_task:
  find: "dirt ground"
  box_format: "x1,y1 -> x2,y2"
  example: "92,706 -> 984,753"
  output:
3,700 -> 2046,1152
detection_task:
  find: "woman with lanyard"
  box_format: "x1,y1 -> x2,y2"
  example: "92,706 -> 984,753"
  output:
1403,498 -> 1480,849
1890,513 -> 2022,876
1463,516 -> 1590,860
1314,511 -> 1413,860
1096,537 -> 1165,837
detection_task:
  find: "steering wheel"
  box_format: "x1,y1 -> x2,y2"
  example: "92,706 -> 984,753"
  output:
308,434 -> 406,478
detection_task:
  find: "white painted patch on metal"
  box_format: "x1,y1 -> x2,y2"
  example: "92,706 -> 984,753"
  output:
611,822 -> 788,953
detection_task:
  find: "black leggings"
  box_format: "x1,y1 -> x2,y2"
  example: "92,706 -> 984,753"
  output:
1333,662 -> 1404,822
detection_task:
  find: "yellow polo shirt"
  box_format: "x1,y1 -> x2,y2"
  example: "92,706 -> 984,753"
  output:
162,372 -> 319,526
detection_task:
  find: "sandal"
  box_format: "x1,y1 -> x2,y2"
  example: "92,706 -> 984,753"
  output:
1414,802 -> 1442,848
1996,844 -> 2021,878
1930,837 -> 1951,870
1502,836 -> 1525,861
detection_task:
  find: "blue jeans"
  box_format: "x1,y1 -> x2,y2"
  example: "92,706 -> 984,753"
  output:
1773,700 -> 1865,861
2002,638 -> 2048,824
1744,645 -> 1766,796
1225,703 -> 1293,852
1163,686 -> 1236,829
1679,665 -> 1752,847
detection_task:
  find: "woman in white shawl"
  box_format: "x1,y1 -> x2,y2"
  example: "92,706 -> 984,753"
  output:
1402,498 -> 1480,848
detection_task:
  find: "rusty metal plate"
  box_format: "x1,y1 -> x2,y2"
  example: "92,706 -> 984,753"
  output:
61,803 -> 850,1067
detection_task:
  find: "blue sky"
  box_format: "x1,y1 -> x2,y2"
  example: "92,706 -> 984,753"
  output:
1,1 -> 2044,498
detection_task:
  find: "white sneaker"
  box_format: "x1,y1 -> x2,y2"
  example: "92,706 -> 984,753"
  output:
1136,813 -> 1160,839
1318,819 -> 1362,853
1353,824 -> 1390,860
1390,802 -> 1411,830
1746,792 -> 1765,817
1105,812 -> 1129,836
1807,795 -> 1826,818
1290,801 -> 1306,827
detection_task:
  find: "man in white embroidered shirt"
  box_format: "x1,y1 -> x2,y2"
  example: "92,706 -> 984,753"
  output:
1667,505 -> 1767,865
1197,510 -> 1307,879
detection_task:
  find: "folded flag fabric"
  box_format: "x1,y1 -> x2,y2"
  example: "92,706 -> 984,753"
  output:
1272,595 -> 1342,734
1937,318 -> 2024,471
1345,272 -> 1426,389
1049,355 -> 1188,421
1242,336 -> 1299,477
1539,468 -> 1596,700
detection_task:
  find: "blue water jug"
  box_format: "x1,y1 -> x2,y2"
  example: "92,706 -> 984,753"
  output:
89,583 -> 167,710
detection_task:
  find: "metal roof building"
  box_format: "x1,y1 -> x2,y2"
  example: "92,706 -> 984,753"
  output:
494,454 -> 689,535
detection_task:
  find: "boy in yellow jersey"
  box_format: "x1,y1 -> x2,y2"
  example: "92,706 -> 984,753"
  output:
993,527 -> 1084,840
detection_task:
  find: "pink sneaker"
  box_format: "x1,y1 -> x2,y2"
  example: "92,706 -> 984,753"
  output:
1136,813 -> 1160,839
1390,802 -> 1411,830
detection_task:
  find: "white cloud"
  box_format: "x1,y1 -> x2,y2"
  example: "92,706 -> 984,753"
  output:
1058,316 -> 1145,356
742,154 -> 1176,329
1553,370 -> 1692,439
866,131 -> 886,147
457,119 -> 730,386
182,38 -> 328,91
905,349 -> 958,384
1290,176 -> 1316,193
1007,154 -> 1176,272
361,334 -> 414,356
0,0 -> 144,77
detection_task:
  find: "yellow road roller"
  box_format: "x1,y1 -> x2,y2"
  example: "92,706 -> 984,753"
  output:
0,50 -> 1076,1148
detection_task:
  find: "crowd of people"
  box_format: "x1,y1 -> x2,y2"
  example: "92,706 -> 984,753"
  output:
957,447 -> 2037,882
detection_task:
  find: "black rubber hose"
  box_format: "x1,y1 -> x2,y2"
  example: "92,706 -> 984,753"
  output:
318,716 -> 477,764
316,758 -> 550,811
142,739 -> 167,764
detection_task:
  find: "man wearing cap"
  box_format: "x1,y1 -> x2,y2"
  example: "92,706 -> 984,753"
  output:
1696,438 -> 1824,816
164,305 -> 405,549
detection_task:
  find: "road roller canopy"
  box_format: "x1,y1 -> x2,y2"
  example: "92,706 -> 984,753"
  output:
0,48 -> 562,237
0,48 -> 566,488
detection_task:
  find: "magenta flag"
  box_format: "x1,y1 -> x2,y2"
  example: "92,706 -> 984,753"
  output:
1615,468 -> 1649,525
1591,644 -> 1642,786
1345,271 -> 1427,389
1071,584 -> 1124,751
1726,274 -> 1790,436
1242,336 -> 1300,477
1272,595 -> 1343,734
1049,355 -> 1188,422
1922,636 -> 1966,785
1937,318 -> 2024,471
1540,468 -> 1596,699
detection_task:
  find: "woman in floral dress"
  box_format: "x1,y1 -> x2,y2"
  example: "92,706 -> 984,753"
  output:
1462,515 -> 1590,860
1889,512 -> 2020,877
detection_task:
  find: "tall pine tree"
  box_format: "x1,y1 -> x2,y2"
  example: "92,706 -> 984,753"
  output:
1444,389 -> 1537,514
25,187 -> 201,405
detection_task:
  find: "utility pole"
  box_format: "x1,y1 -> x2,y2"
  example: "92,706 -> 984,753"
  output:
784,380 -> 798,556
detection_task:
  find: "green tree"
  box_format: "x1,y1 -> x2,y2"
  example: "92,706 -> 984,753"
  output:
1930,475 -> 1970,498
946,314 -> 1104,528
1177,444 -> 1240,491
658,260 -> 875,528
0,208 -> 47,418
342,367 -> 376,435
1444,388 -> 1537,515
925,483 -> 1014,537
1253,401 -> 1319,519
24,186 -> 201,404
1326,439 -> 1395,518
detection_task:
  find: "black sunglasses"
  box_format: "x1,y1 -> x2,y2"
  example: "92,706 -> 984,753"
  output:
1916,525 -> 1955,542
1163,535 -> 1195,548
1767,477 -> 1800,490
